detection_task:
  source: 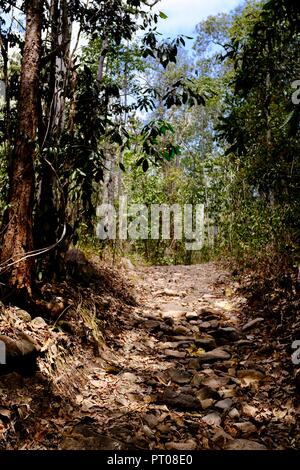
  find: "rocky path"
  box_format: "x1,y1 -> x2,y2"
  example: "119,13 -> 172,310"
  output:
60,263 -> 299,451
1,262 -> 299,450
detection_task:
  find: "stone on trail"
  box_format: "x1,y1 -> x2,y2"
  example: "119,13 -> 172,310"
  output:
195,371 -> 229,390
158,341 -> 181,350
162,310 -> 185,322
165,440 -> 197,451
186,312 -> 199,321
170,335 -> 194,342
224,439 -> 267,450
173,325 -> 191,336
157,388 -> 202,411
202,412 -> 222,427
199,320 -> 219,330
242,318 -> 264,332
214,398 -> 233,411
31,317 -> 47,329
213,327 -> 240,343
168,369 -> 192,385
195,337 -> 217,351
164,349 -> 186,359
229,408 -> 240,419
197,348 -> 231,364
167,336 -> 216,351
141,320 -> 162,332
163,289 -> 180,297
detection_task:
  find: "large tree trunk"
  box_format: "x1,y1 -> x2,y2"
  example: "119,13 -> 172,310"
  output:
0,0 -> 43,299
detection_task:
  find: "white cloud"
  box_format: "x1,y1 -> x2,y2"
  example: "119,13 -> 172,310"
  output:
153,0 -> 242,38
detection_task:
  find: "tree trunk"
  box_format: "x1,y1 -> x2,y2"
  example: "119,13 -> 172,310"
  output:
0,0 -> 43,299
35,0 -> 72,278
0,34 -> 10,143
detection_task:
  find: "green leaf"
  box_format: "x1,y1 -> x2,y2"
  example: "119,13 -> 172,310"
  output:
159,11 -> 168,19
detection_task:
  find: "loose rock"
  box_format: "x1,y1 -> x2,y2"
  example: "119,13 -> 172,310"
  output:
157,388 -> 202,410
214,327 -> 240,343
229,408 -> 240,419
197,348 -> 231,364
168,369 -> 192,385
202,412 -> 222,427
31,317 -> 47,329
215,398 -> 233,411
164,350 -> 186,359
242,318 -> 264,332
224,439 -> 267,450
165,440 -> 197,451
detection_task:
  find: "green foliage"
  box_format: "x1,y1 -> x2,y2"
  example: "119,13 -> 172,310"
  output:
214,0 -> 300,273
1,0 -> 299,279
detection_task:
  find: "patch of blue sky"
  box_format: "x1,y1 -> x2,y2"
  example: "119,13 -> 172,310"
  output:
153,0 -> 242,43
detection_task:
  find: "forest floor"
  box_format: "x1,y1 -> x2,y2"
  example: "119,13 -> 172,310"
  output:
0,260 -> 300,450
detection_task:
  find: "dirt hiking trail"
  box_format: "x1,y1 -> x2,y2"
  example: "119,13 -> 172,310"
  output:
1,263 -> 299,450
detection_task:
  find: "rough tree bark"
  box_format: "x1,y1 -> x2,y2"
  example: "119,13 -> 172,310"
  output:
0,0 -> 44,298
